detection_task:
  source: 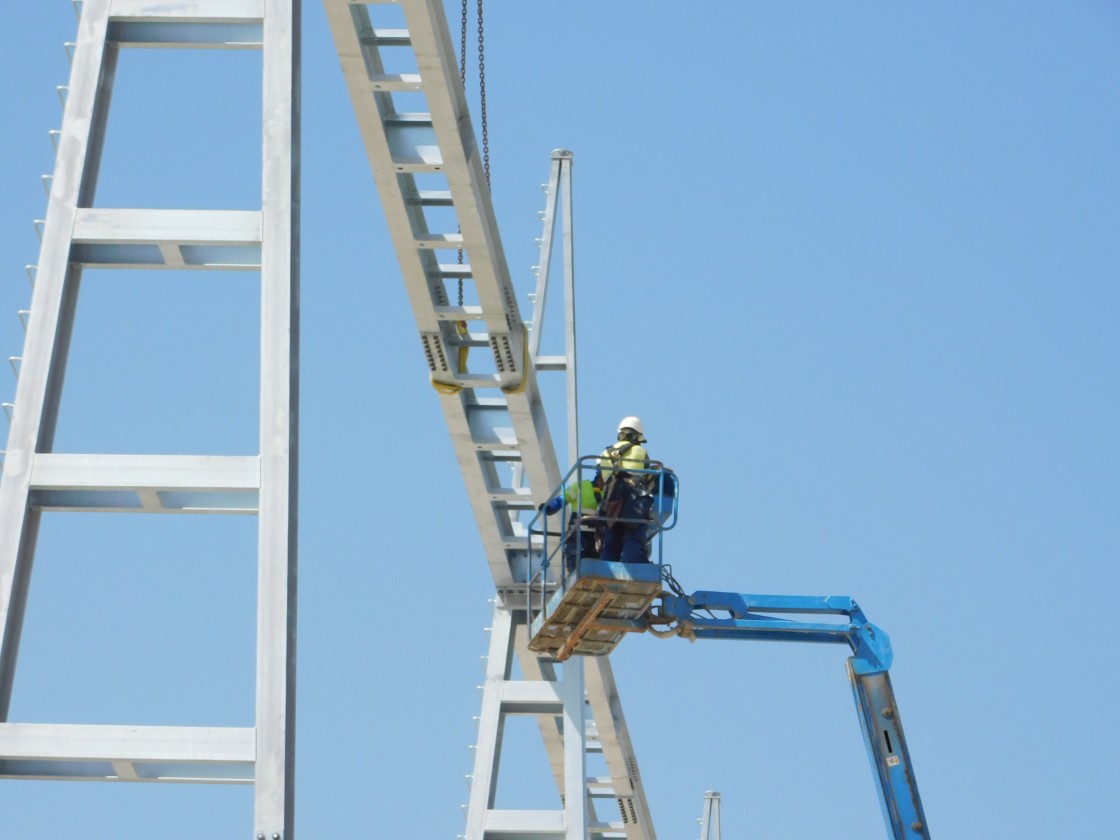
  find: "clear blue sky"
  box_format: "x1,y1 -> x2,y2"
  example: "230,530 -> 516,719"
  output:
1,2 -> 1118,837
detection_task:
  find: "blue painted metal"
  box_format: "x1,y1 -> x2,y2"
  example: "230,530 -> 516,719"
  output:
578,558 -> 663,585
526,456 -> 678,621
850,667 -> 931,838
658,592 -> 892,674
524,460 -> 928,838
657,591 -> 927,839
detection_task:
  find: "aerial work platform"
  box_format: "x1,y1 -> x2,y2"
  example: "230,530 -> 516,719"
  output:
526,457 -> 678,659
528,560 -> 663,660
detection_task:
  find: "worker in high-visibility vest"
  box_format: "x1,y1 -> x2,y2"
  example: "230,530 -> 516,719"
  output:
595,416 -> 655,563
541,478 -> 601,572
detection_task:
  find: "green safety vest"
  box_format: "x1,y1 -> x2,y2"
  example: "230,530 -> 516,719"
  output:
565,479 -> 600,514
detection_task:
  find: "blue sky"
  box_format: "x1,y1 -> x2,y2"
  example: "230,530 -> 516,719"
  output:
1,1 -> 1118,837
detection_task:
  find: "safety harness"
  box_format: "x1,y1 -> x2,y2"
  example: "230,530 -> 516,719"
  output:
598,440 -> 650,526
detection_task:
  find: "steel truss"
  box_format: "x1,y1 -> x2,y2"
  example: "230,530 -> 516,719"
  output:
323,3 -> 654,837
0,2 -> 299,837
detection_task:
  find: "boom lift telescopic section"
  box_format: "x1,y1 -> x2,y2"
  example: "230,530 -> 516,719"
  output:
526,463 -> 931,840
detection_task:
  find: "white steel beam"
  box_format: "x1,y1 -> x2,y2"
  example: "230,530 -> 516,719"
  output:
70,208 -> 262,270
585,659 -> 656,839
0,0 -> 114,722
323,3 -> 656,838
108,0 -> 266,49
109,0 -> 265,18
29,453 -> 259,513
0,723 -> 255,783
254,0 -> 299,836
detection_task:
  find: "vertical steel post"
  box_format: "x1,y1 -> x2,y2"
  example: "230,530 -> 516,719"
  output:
0,0 -> 112,721
556,150 -> 578,465
255,0 -> 300,836
528,149 -> 578,465
698,790 -> 722,840
561,656 -> 587,839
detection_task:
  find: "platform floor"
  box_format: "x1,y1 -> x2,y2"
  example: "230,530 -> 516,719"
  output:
528,560 -> 663,660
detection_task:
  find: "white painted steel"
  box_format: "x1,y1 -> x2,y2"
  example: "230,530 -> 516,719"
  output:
698,791 -> 721,840
0,1 -> 299,836
528,151 -> 579,465
466,601 -> 514,833
30,453 -> 259,513
107,0 -> 266,53
0,0 -> 114,724
0,723 -> 255,783
70,208 -> 263,269
323,3 -> 655,837
109,0 -> 265,19
469,602 -> 624,839
562,658 -> 588,840
254,1 -> 299,836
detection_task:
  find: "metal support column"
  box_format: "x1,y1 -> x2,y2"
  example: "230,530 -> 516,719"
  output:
465,597 -> 590,839
698,791 -> 721,840
465,599 -> 616,840
0,2 -> 299,836
527,149 -> 578,463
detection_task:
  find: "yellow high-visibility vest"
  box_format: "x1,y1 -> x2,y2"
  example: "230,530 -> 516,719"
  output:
599,441 -> 648,473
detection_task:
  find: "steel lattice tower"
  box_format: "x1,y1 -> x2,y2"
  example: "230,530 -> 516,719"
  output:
0,2 -> 299,837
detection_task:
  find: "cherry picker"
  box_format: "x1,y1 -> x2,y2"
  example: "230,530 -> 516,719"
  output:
528,461 -> 931,840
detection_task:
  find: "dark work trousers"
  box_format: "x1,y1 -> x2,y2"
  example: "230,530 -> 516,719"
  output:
599,523 -> 649,564
563,517 -> 598,572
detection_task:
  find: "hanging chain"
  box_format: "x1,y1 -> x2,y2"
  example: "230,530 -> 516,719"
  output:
459,0 -> 468,86
477,0 -> 490,190
455,0 -> 491,308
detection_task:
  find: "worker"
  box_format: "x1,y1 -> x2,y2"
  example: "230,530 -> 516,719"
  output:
540,478 -> 601,573
595,416 -> 655,564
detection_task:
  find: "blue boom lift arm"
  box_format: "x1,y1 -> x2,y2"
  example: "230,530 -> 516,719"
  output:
651,589 -> 930,840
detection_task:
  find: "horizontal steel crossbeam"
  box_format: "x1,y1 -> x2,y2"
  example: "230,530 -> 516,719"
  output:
0,722 -> 255,783
29,453 -> 259,513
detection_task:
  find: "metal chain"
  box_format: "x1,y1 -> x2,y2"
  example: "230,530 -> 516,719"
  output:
455,0 -> 491,307
477,0 -> 490,190
459,0 -> 468,86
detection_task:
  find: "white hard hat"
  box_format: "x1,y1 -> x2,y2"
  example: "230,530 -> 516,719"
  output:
617,416 -> 644,437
